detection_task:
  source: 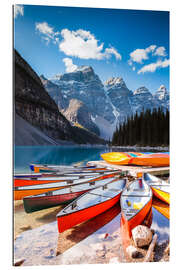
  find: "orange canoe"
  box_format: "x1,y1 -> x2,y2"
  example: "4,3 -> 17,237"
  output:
130,153 -> 169,167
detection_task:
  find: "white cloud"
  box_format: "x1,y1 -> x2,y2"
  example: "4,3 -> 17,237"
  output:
129,45 -> 157,64
137,58 -> 170,74
154,46 -> 166,56
35,22 -> 54,39
14,5 -> 24,18
105,47 -> 122,60
59,29 -> 121,60
59,29 -> 104,60
63,58 -> 77,73
35,24 -> 122,61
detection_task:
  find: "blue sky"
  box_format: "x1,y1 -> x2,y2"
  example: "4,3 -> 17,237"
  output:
14,5 -> 169,93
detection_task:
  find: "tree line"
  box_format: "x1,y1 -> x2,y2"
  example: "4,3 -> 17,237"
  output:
111,108 -> 169,146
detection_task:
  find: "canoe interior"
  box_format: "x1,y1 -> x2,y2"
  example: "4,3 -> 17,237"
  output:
58,179 -> 126,217
24,177 -> 118,198
14,171 -> 121,190
143,173 -> 169,193
57,179 -> 126,233
121,179 -> 152,221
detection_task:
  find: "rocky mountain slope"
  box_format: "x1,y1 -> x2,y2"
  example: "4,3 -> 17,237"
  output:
63,99 -> 100,136
42,66 -> 169,139
14,50 -> 105,145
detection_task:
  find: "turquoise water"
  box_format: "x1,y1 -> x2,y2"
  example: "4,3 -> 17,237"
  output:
14,146 -> 168,173
14,146 -> 110,173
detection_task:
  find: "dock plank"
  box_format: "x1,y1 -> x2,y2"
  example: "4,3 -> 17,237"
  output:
87,160 -> 169,177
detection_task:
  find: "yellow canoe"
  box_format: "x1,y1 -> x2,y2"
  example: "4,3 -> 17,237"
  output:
101,152 -> 143,165
101,152 -> 169,167
143,173 -> 170,204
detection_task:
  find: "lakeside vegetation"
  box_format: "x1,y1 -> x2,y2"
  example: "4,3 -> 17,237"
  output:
111,108 -> 169,147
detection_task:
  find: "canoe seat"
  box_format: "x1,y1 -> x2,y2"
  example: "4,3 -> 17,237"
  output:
133,202 -> 143,210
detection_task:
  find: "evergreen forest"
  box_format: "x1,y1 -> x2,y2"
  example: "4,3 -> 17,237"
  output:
111,108 -> 169,146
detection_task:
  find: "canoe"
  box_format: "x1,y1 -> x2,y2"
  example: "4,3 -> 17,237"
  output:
120,179 -> 152,238
14,171 -> 121,200
14,166 -> 108,179
143,173 -> 170,204
14,173 -> 48,178
30,164 -> 105,173
101,152 -> 169,167
14,175 -> 91,187
14,170 -> 121,187
152,198 -> 169,219
130,153 -> 169,167
23,176 -> 119,213
101,152 -> 143,165
56,178 -> 126,233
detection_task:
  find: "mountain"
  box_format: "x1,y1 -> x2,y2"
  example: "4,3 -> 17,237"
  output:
14,50 -> 105,145
105,77 -> 133,123
40,66 -> 169,140
63,99 -> 100,136
129,86 -> 160,114
49,66 -> 115,123
154,85 -> 169,110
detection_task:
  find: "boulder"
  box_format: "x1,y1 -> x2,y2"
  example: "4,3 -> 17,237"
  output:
132,225 -> 152,248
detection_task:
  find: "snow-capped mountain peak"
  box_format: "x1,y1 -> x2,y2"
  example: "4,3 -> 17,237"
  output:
105,77 -> 127,88
134,86 -> 150,95
154,85 -> 169,101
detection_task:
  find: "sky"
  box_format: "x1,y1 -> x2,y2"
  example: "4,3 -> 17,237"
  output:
14,4 -> 169,93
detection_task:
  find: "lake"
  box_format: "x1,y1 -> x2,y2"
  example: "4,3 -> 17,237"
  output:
14,145 -> 167,173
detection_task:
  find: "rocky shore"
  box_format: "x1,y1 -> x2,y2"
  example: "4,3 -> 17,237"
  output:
14,200 -> 169,266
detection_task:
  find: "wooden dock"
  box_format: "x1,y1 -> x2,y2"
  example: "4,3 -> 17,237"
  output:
87,160 -> 169,177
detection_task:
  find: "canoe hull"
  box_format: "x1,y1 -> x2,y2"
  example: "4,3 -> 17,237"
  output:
14,179 -> 64,187
121,197 -> 152,238
14,186 -> 65,201
120,207 -> 152,259
57,193 -> 121,233
152,198 -> 169,219
130,155 -> 169,167
23,189 -> 89,213
101,152 -> 134,165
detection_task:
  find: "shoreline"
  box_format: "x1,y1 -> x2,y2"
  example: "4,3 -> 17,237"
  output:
111,145 -> 169,151
14,200 -> 169,266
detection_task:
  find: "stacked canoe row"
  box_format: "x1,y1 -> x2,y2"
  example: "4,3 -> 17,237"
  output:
101,151 -> 169,167
14,162 -> 169,237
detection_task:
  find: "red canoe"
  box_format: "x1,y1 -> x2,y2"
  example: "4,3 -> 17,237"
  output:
120,179 -> 152,239
56,178 -> 126,233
